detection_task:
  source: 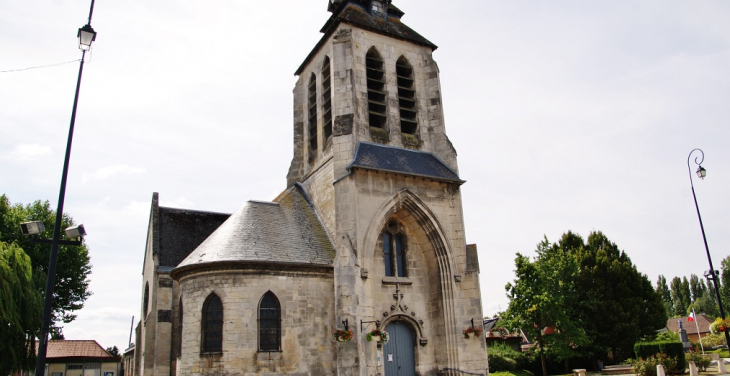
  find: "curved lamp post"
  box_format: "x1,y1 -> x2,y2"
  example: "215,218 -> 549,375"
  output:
687,148 -> 730,348
35,1 -> 97,374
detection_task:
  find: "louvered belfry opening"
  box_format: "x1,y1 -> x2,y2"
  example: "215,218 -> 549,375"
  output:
396,56 -> 417,135
322,56 -> 333,143
308,73 -> 318,163
366,48 -> 387,129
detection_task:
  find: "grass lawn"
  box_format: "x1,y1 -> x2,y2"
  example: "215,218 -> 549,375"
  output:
491,370 -> 535,376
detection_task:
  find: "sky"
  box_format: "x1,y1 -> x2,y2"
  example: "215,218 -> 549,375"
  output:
2,0 -> 730,351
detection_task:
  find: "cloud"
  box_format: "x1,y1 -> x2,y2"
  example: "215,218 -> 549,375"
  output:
82,164 -> 146,182
9,144 -> 52,161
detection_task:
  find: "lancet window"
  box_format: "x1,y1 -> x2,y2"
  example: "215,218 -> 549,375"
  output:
396,56 -> 417,135
366,48 -> 387,129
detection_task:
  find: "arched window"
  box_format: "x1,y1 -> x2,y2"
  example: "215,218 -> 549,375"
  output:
201,293 -> 223,353
366,48 -> 387,129
177,297 -> 183,358
322,56 -> 333,143
383,220 -> 407,277
143,283 -> 149,315
308,73 -> 318,163
258,291 -> 281,352
396,56 -> 417,135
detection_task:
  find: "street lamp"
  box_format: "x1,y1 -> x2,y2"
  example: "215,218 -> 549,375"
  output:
34,1 -> 97,374
687,148 -> 729,348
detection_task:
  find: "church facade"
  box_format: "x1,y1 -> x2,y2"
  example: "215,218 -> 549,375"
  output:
134,1 -> 490,375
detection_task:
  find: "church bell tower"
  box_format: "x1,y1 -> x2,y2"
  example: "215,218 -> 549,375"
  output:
288,1 -> 489,374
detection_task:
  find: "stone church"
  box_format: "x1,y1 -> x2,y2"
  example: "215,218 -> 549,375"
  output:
134,0 -> 490,375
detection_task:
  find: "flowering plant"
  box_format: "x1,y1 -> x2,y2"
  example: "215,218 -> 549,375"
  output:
710,317 -> 730,334
366,329 -> 389,343
463,326 -> 484,339
332,329 -> 353,342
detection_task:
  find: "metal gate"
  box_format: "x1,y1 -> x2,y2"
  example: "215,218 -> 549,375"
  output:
383,322 -> 416,376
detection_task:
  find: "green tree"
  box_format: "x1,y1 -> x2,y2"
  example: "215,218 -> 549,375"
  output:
720,256 -> 730,315
670,277 -> 689,316
504,236 -> 588,376
656,275 -> 673,317
571,232 -> 667,361
690,274 -> 705,301
0,194 -> 92,335
0,242 -> 43,375
105,346 -> 120,357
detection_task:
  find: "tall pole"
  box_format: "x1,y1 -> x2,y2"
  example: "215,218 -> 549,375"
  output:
687,148 -> 730,348
35,2 -> 95,374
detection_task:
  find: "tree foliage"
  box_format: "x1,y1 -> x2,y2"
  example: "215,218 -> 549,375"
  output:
504,236 -> 588,376
0,194 -> 92,335
504,231 -> 667,371
0,242 -> 43,375
572,232 -> 667,361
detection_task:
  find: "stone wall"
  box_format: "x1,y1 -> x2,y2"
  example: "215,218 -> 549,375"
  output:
176,267 -> 336,375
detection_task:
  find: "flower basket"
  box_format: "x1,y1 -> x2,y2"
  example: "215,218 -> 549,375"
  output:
463,326 -> 483,339
332,329 -> 353,342
366,329 -> 389,344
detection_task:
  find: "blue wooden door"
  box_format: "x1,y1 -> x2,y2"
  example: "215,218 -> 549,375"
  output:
383,322 -> 416,376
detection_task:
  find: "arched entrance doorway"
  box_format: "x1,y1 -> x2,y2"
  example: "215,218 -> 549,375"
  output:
383,321 -> 416,376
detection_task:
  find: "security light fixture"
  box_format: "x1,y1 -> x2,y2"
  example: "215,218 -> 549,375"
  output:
77,24 -> 96,50
64,224 -> 86,239
20,221 -> 45,236
697,166 -> 706,180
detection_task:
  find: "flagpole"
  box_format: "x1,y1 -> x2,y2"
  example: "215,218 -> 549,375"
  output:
692,308 -> 704,354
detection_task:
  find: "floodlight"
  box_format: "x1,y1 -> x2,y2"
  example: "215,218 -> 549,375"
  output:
20,221 -> 45,236
64,224 -> 86,239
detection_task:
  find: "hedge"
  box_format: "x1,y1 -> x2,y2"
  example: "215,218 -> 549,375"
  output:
634,341 -> 686,372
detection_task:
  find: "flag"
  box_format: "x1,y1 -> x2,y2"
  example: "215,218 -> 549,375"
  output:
689,309 -> 696,322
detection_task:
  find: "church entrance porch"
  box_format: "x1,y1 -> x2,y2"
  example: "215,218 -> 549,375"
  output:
383,322 -> 416,376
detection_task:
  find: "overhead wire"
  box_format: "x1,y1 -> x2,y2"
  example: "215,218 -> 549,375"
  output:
0,59 -> 80,73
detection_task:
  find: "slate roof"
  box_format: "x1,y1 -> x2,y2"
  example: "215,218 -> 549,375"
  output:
37,340 -> 115,359
174,185 -> 335,272
157,207 -> 231,267
296,1 -> 436,75
666,314 -> 713,335
348,142 -> 464,184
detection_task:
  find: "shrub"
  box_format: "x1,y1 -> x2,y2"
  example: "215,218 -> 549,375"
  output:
629,354 -> 677,376
685,350 -> 711,372
700,333 -> 726,348
488,342 -> 526,369
488,352 -> 517,372
634,341 -> 686,373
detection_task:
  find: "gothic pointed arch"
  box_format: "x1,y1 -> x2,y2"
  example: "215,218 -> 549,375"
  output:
322,56 -> 333,143
361,188 -> 461,369
201,292 -> 223,353
258,291 -> 281,352
396,56 -> 417,135
307,72 -> 318,163
366,47 -> 387,130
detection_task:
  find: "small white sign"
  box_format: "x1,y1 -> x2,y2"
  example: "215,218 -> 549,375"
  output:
388,354 -> 394,362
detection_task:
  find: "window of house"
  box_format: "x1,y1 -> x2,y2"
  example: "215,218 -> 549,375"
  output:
396,56 -> 417,135
258,291 -> 281,352
201,293 -> 223,353
308,73 -> 318,163
322,56 -> 333,143
366,48 -> 387,129
177,297 -> 183,358
383,221 -> 407,278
